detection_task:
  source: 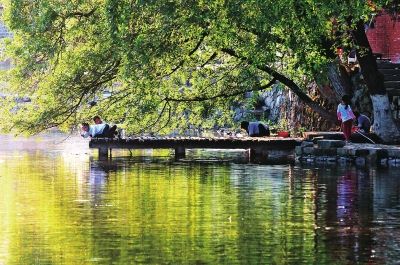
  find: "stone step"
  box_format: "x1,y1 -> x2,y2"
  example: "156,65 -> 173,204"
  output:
380,69 -> 400,75
383,73 -> 400,81
302,132 -> 344,141
387,88 -> 400,96
317,140 -> 346,149
385,81 -> 400,89
296,142 -> 400,167
377,63 -> 400,69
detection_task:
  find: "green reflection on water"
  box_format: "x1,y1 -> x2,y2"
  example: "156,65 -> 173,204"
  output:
0,150 -> 328,265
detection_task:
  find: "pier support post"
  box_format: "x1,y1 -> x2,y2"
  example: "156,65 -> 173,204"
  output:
249,148 -> 268,163
175,147 -> 186,160
98,147 -> 109,159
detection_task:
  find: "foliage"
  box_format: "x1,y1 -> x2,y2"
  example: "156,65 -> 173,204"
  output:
0,0 -> 392,135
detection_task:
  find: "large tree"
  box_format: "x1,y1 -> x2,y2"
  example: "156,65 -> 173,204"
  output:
1,0 -> 399,141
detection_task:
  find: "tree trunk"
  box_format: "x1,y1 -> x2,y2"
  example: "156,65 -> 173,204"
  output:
327,62 -> 353,100
352,20 -> 400,143
370,94 -> 400,142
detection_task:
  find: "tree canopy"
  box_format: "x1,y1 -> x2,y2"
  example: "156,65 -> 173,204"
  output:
0,0 -> 392,135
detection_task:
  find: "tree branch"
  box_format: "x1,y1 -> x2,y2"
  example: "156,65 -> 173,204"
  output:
200,52 -> 217,67
220,48 -> 337,122
165,78 -> 276,102
163,30 -> 209,77
63,8 -> 97,19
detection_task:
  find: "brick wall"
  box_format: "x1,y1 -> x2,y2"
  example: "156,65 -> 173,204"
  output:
367,11 -> 400,63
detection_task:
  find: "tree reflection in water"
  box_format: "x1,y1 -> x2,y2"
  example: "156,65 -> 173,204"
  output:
1,142 -> 400,264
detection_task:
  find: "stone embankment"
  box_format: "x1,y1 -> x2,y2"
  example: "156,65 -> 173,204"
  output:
296,140 -> 400,167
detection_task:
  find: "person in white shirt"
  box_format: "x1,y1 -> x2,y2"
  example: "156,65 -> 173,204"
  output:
337,95 -> 355,142
81,122 -> 117,138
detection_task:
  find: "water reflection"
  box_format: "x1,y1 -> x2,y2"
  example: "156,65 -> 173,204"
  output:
313,168 -> 376,264
0,136 -> 400,264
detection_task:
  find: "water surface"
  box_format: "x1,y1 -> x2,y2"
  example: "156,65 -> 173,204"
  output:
0,135 -> 400,265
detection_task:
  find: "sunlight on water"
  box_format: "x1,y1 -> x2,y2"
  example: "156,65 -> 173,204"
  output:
0,135 -> 400,264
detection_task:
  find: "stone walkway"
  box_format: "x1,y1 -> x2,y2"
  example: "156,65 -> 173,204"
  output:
296,140 -> 400,167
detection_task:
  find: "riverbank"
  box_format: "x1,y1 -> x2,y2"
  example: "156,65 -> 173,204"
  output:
296,139 -> 400,167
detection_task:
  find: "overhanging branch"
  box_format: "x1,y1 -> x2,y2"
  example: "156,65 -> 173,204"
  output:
163,30 -> 209,77
221,48 -> 337,122
165,77 -> 277,102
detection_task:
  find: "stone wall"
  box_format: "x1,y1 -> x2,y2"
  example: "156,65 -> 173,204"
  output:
258,82 -> 336,134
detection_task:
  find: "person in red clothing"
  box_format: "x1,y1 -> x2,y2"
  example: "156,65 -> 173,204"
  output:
337,95 -> 355,142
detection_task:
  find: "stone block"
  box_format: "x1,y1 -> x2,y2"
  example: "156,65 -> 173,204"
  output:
317,140 -> 345,149
303,147 -> 315,155
387,149 -> 400,158
295,146 -> 303,155
312,137 -> 324,144
337,148 -> 350,156
314,148 -> 337,156
301,141 -> 314,147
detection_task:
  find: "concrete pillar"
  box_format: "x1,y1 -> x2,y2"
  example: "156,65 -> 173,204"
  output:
249,148 -> 268,163
175,147 -> 186,160
98,147 -> 109,159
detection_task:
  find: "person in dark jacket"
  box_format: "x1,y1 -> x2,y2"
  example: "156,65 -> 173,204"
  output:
240,121 -> 270,137
353,111 -> 371,133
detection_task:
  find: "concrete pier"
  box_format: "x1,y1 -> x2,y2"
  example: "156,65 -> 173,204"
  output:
89,136 -> 302,161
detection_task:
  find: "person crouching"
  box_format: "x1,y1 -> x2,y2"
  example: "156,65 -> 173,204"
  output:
241,121 -> 270,137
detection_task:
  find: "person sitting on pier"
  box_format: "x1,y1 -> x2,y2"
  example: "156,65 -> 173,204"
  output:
240,121 -> 270,137
81,122 -> 118,138
353,111 -> 371,133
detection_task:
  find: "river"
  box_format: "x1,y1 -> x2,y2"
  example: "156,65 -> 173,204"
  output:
0,134 -> 399,264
